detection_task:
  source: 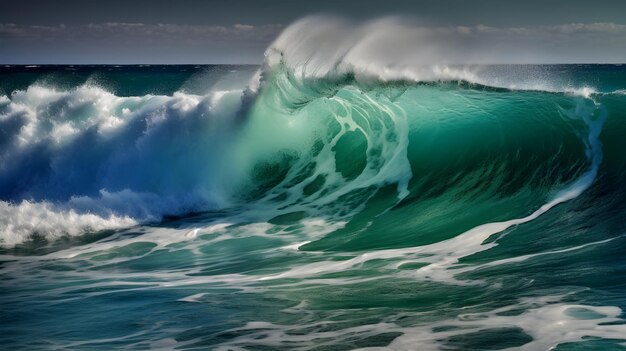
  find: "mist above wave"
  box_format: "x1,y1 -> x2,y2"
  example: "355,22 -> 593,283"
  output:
264,16 -> 606,96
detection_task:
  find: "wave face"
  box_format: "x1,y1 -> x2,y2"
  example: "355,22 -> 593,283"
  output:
3,31 -> 626,350
1,64 -> 625,247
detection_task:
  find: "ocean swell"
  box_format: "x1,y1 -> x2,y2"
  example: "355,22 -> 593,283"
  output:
0,18 -> 621,248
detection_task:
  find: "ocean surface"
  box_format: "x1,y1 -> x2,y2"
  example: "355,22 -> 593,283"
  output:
1,62 -> 626,350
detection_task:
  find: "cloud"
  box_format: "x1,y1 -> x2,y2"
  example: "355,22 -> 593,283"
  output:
0,20 -> 625,63
0,22 -> 283,44
4,21 -> 621,46
464,22 -> 626,36
0,22 -> 285,63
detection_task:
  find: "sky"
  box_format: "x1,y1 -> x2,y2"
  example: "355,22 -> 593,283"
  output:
1,0 -> 626,64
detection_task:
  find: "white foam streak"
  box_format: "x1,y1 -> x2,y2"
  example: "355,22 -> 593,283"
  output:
386,297 -> 626,351
207,295 -> 626,351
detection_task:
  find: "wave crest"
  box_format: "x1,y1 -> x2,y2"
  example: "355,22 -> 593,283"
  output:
264,17 -> 602,95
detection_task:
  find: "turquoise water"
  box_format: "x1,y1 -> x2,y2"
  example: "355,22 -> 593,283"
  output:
1,63 -> 626,350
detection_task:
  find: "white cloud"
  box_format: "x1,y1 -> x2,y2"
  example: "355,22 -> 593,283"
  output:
0,22 -> 283,44
1,20 -> 625,63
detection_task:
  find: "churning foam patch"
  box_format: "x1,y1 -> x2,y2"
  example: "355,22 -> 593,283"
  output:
0,84 -> 249,247
0,200 -> 137,247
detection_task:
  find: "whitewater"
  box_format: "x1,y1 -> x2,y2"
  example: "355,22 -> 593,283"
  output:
2,17 -> 626,350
